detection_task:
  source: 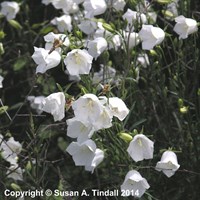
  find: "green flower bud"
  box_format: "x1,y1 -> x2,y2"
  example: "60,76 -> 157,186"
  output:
118,132 -> 133,142
180,106 -> 188,114
0,43 -> 4,55
11,183 -> 21,191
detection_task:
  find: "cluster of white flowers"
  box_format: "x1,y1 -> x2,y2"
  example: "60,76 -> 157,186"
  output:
21,0 -> 198,197
0,135 -> 23,181
66,93 -> 129,172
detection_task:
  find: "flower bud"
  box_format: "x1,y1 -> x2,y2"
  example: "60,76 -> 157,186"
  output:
11,183 -> 21,191
180,106 -> 188,114
118,132 -> 133,143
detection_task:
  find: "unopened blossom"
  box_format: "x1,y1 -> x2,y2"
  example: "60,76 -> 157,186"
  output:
123,9 -> 147,31
155,150 -> 180,177
41,92 -> 65,122
44,32 -> 69,53
51,15 -> 72,32
0,1 -> 20,20
83,0 -> 107,17
66,117 -> 95,143
66,139 -> 104,172
127,134 -> 154,162
139,25 -> 165,50
7,165 -> 23,181
108,97 -> 129,121
123,31 -> 140,49
27,96 -> 45,114
0,137 -> 22,165
173,15 -> 198,39
121,170 -> 150,197
72,93 -> 104,124
0,75 -> 4,88
87,37 -> 108,59
32,47 -> 61,74
64,49 -> 93,76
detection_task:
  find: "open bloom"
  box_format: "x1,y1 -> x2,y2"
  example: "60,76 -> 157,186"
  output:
127,134 -> 154,162
155,150 -> 180,177
51,15 -> 72,32
72,93 -> 104,125
0,1 -> 20,20
66,139 -> 104,173
0,137 -> 22,165
139,25 -> 165,50
121,170 -> 150,197
64,49 -> 93,76
66,117 -> 95,143
83,0 -> 107,17
108,97 -> 129,121
41,92 -> 65,121
0,75 -> 4,88
32,47 -> 61,74
87,37 -> 108,59
123,9 -> 147,31
52,0 -> 78,14
27,96 -> 45,114
173,15 -> 198,39
78,19 -> 97,35
44,32 -> 69,53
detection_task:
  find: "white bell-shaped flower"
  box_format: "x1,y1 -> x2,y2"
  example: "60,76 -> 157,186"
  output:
52,0 -> 78,14
51,15 -> 72,32
72,93 -> 104,124
155,150 -> 180,177
64,49 -> 93,76
0,137 -> 22,165
0,1 -> 20,20
78,19 -> 97,35
127,134 -> 154,162
41,92 -> 65,122
87,37 -> 108,59
83,0 -> 107,17
108,97 -> 129,121
173,15 -> 198,39
123,9 -> 147,31
66,139 -> 104,172
121,170 -> 150,197
138,25 -> 165,50
32,47 -> 61,74
66,117 -> 95,143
